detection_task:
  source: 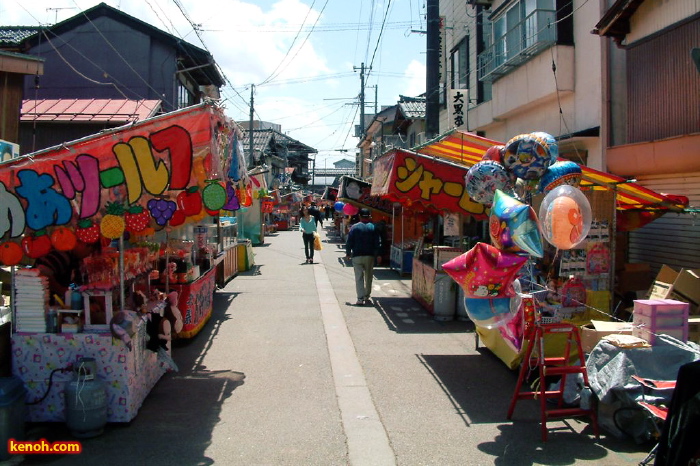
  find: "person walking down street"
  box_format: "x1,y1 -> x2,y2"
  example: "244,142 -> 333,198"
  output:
309,202 -> 323,227
345,208 -> 381,305
324,204 -> 332,221
299,205 -> 318,264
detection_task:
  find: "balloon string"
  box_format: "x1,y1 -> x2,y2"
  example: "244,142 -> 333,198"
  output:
520,277 -> 700,355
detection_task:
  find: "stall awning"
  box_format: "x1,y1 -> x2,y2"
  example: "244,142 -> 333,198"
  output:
370,149 -> 489,219
415,129 -> 689,214
338,175 -> 394,215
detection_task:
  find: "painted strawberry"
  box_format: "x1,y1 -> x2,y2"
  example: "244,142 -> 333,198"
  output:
22,230 -> 53,259
125,205 -> 150,233
76,219 -> 100,244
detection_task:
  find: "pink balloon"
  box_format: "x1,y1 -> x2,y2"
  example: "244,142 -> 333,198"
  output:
342,203 -> 359,216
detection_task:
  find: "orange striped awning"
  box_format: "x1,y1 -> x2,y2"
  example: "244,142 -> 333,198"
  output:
415,129 -> 688,213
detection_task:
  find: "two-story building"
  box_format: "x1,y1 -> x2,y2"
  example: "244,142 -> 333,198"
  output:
2,2 -> 223,155
593,0 -> 700,269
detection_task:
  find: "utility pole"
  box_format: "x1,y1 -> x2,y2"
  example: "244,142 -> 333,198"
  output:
353,63 -> 371,138
249,84 -> 255,167
425,0 -> 440,139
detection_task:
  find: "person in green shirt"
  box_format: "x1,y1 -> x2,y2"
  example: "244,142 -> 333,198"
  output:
299,205 -> 318,264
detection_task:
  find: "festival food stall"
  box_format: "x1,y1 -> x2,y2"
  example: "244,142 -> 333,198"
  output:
0,102 -> 248,422
335,175 -> 394,264
370,148 -> 490,319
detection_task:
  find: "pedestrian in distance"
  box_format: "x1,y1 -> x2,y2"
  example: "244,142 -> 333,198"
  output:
345,208 -> 381,305
299,205 -> 318,264
309,202 -> 323,227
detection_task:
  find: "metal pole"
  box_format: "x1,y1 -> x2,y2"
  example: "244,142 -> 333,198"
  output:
119,235 -> 125,312
249,84 -> 255,167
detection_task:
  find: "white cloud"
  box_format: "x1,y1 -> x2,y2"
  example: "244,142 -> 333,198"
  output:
401,60 -> 426,98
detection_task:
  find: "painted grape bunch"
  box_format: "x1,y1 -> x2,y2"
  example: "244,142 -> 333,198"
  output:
147,198 -> 177,226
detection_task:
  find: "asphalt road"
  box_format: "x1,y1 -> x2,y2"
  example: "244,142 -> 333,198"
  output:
16,223 -> 652,465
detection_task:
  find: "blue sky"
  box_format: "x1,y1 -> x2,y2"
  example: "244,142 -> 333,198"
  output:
4,0 -> 427,168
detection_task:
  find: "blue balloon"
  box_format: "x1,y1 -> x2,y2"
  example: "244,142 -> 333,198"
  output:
334,201 -> 345,212
463,297 -> 517,329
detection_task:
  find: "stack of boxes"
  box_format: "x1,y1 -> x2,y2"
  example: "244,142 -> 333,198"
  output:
632,299 -> 689,345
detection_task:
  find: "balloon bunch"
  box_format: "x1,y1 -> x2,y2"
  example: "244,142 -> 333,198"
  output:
449,131 -> 593,328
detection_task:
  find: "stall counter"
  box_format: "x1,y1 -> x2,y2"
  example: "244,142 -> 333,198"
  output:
160,266 -> 217,339
11,314 -> 165,423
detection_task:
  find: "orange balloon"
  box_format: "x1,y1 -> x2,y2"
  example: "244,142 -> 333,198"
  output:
548,196 -> 583,249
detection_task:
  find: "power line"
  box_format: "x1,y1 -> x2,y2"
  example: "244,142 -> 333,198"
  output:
258,0 -> 317,86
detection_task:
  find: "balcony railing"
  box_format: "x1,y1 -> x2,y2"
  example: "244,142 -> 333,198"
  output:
478,9 -> 557,82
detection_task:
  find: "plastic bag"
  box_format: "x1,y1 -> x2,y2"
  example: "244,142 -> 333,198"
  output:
313,232 -> 322,251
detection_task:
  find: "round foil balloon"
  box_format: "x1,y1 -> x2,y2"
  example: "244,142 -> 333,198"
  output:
503,134 -> 553,181
465,161 -> 512,205
539,185 -> 592,249
342,203 -> 359,216
539,161 -> 582,193
334,201 -> 345,212
481,145 -> 505,164
463,297 -> 517,328
530,131 -> 559,164
489,190 -> 543,257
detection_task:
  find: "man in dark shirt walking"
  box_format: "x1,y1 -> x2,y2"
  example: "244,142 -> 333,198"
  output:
345,208 -> 381,305
309,202 -> 323,227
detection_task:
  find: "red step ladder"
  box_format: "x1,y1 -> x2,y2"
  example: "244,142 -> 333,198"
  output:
507,322 -> 600,441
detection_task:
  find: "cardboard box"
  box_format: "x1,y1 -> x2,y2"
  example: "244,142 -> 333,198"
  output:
580,320 -> 634,353
688,317 -> 700,344
648,265 -> 700,314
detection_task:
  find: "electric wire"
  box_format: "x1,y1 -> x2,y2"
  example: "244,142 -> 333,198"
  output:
258,0 -> 317,86
258,0 -> 330,87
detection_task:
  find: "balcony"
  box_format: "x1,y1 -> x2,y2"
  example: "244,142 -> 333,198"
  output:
478,9 -> 557,82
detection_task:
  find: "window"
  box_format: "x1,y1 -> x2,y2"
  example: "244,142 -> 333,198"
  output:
450,38 -> 469,89
177,83 -> 194,109
477,0 -> 557,81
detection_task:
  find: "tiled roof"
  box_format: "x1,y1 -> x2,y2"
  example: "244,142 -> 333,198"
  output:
0,27 -> 41,47
21,98 -> 162,123
398,96 -> 426,120
242,129 -> 317,155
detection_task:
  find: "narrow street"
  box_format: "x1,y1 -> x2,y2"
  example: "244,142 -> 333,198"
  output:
22,224 -> 651,466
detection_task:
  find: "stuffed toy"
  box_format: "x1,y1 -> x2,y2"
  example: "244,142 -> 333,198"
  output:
110,311 -> 138,351
165,291 -> 184,334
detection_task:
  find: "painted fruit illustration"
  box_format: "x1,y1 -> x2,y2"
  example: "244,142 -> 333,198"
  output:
202,181 -> 227,211
50,226 -> 78,251
76,219 -> 101,244
147,198 -> 177,226
0,242 -> 23,266
100,202 -> 126,239
125,205 -> 150,233
22,230 -> 53,259
177,187 -> 203,217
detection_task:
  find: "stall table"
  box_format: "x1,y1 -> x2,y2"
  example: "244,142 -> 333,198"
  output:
390,245 -> 414,276
11,314 -> 165,423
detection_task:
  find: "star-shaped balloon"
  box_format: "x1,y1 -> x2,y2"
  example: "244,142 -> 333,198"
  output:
489,189 -> 543,258
442,242 -> 527,299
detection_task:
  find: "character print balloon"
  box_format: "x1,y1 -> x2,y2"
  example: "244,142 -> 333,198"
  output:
442,243 -> 527,328
502,133 -> 553,181
538,160 -> 582,194
465,160 -> 513,205
489,190 -> 543,258
539,185 -> 592,250
530,131 -> 559,164
481,145 -> 505,164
